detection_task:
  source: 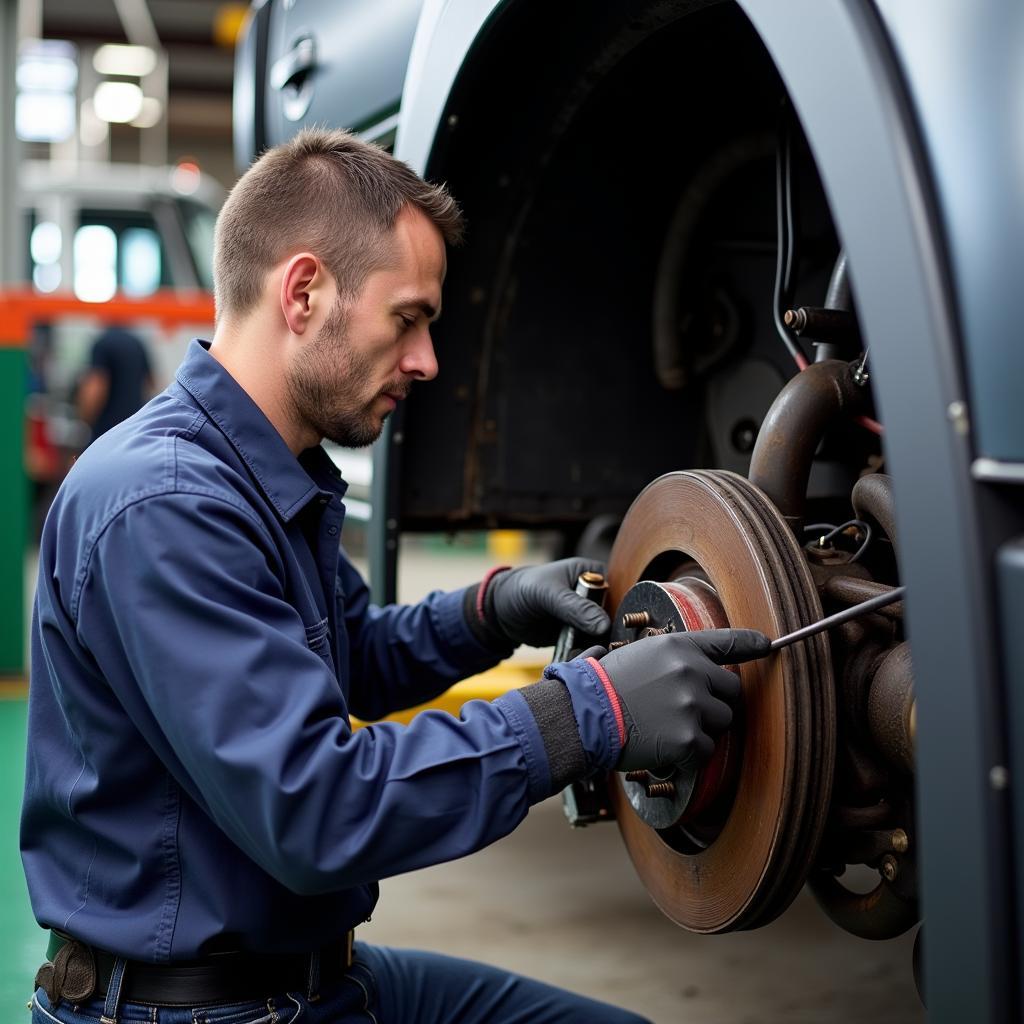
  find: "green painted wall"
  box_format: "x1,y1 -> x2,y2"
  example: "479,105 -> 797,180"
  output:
0,346 -> 25,675
0,700 -> 40,1015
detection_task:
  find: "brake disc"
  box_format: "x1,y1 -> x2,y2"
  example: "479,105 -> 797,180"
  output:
605,469 -> 835,932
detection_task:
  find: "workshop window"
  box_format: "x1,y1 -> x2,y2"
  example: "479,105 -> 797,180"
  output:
74,208 -> 171,301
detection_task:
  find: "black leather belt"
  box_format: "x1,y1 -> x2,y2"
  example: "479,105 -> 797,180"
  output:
41,930 -> 355,1006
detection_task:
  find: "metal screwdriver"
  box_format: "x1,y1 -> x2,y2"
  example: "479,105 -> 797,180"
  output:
767,585 -> 906,652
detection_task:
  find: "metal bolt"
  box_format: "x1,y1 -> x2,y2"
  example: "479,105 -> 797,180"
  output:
730,418 -> 758,454
643,625 -> 673,637
447,113 -> 459,128
990,765 -> 1010,790
623,611 -> 651,629
783,308 -> 806,331
881,854 -> 899,882
645,781 -> 676,799
891,829 -> 910,854
624,770 -> 649,783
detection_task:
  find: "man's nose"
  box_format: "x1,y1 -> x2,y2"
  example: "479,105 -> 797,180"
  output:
400,329 -> 439,381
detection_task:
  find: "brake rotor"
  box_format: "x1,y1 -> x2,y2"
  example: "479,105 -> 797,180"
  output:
606,470 -> 835,932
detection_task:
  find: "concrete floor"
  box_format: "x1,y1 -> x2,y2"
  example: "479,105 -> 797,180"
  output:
360,794 -> 923,1024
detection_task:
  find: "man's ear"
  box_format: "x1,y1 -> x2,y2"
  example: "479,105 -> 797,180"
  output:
280,253 -> 325,336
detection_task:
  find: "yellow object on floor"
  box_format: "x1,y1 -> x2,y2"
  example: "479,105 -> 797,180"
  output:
486,530 -> 528,562
352,660 -> 546,728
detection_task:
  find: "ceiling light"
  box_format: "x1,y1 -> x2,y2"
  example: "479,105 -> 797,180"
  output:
130,96 -> 163,129
94,81 -> 144,124
93,43 -> 157,78
17,41 -> 78,92
16,92 -> 75,142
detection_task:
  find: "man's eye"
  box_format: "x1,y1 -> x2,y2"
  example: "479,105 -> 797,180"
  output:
399,316 -> 415,331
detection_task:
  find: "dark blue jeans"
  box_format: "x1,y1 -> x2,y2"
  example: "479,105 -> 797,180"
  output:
32,943 -> 651,1024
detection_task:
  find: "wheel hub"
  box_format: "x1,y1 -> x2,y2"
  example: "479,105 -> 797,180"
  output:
612,579 -> 738,831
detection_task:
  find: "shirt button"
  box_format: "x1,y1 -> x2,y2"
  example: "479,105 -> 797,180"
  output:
319,497 -> 329,506
327,525 -> 338,536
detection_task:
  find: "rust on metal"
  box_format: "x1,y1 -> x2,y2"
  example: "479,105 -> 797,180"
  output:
808,869 -> 918,940
747,359 -> 868,532
867,642 -> 916,774
824,576 -> 904,620
606,469 -> 835,933
852,473 -> 898,555
645,782 -> 677,799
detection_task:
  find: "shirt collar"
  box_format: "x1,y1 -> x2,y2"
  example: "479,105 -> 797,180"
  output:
176,339 -> 348,522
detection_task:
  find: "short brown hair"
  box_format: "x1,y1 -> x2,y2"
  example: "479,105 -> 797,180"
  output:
213,127 -> 464,318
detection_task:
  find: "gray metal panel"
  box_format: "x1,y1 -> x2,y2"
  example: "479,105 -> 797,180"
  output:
233,0 -> 272,171
264,0 -> 423,145
739,0 -> 1012,1018
396,0 -> 506,173
998,538 -> 1024,1011
873,1 -> 1024,462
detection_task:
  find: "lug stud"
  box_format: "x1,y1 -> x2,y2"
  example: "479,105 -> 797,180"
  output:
622,610 -> 651,629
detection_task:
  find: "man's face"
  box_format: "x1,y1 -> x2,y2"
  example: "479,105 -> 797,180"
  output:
287,205 -> 445,448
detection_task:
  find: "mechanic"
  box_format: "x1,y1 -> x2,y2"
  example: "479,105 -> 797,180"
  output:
23,128 -> 769,1024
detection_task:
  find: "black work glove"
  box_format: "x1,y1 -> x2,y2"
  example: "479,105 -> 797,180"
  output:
598,628 -> 770,772
481,558 -> 612,648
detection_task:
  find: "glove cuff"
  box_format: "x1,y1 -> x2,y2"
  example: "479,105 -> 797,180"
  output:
517,678 -> 588,791
584,656 -> 628,747
462,572 -> 516,657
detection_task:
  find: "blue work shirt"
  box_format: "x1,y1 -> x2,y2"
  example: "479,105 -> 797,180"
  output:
22,340 -> 619,962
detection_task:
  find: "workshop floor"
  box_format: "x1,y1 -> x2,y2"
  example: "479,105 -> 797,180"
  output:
5,541 -> 925,1023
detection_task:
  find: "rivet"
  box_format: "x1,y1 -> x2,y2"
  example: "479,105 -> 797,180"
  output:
947,400 -> 970,435
881,854 -> 899,882
990,765 -> 1009,790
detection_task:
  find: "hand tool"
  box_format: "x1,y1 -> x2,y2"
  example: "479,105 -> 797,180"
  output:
765,585 -> 905,654
552,571 -> 609,662
557,572 -> 616,827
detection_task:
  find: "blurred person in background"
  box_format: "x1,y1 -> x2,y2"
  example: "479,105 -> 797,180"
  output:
77,324 -> 154,443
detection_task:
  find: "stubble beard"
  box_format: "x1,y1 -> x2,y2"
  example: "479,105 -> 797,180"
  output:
287,300 -> 408,449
